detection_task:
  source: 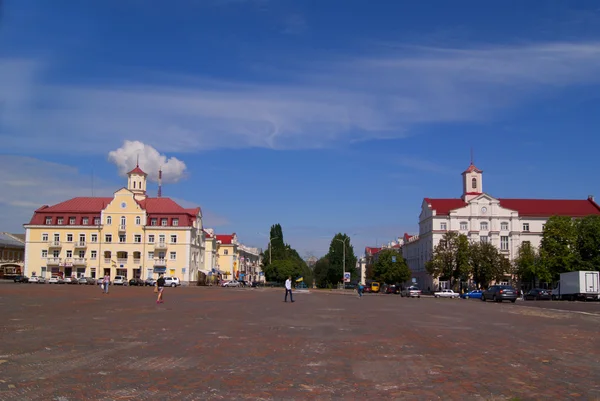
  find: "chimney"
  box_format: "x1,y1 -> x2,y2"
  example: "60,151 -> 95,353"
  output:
158,168 -> 163,198
589,195 -> 595,202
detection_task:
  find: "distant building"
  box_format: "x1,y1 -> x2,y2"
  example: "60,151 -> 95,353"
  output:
401,162 -> 600,291
0,233 -> 25,278
23,164 -> 205,284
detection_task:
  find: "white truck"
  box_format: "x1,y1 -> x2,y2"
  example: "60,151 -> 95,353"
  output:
552,271 -> 600,301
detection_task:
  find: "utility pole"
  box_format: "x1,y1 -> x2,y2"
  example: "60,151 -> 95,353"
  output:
335,236 -> 351,286
269,236 -> 279,265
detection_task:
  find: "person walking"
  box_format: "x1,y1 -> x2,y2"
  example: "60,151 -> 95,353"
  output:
102,274 -> 110,294
156,274 -> 165,304
284,276 -> 294,303
357,282 -> 364,298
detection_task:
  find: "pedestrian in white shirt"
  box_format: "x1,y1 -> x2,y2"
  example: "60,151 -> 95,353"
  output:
284,276 -> 294,303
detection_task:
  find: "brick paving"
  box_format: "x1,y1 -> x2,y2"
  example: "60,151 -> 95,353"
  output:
0,283 -> 599,400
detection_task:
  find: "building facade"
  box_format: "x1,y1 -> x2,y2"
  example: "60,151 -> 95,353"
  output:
238,244 -> 262,283
402,163 -> 600,291
0,233 -> 25,278
23,164 -> 205,285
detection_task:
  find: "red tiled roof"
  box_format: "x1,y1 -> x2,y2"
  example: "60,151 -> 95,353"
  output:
36,197 -> 113,213
463,163 -> 483,174
203,230 -> 213,238
424,198 -> 467,215
216,234 -> 234,244
365,247 -> 381,255
425,197 -> 600,217
136,198 -> 187,214
128,165 -> 147,176
498,198 -> 600,217
28,196 -> 201,226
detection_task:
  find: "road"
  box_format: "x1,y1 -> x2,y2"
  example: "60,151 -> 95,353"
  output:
0,284 -> 598,400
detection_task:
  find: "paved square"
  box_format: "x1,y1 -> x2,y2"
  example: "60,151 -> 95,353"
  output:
0,284 -> 599,400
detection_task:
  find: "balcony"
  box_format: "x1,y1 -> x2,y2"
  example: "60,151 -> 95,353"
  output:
118,224 -> 126,232
104,258 -> 112,264
46,257 -> 61,265
154,242 -> 168,250
133,258 -> 141,265
73,257 -> 87,265
153,258 -> 167,267
116,258 -> 128,264
48,241 -> 62,248
74,241 -> 87,248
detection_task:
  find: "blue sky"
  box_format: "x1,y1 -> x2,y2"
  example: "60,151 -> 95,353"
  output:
2,0 -> 600,257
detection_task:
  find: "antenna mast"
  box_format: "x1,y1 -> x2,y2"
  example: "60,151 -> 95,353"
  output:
158,167 -> 163,198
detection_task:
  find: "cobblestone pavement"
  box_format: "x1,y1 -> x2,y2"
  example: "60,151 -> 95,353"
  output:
0,284 -> 599,400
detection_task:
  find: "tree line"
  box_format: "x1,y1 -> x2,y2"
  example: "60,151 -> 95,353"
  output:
426,215 -> 600,290
261,224 -> 313,286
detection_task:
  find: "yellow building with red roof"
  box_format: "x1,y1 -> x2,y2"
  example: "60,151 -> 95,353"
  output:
23,164 -> 205,284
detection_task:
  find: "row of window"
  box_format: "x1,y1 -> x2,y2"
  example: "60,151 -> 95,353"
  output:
43,216 -> 180,227
41,233 -> 178,244
440,222 -> 539,232
1,250 -> 23,260
42,250 -> 178,260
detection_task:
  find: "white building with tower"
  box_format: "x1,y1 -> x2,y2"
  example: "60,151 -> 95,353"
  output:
402,162 -> 600,291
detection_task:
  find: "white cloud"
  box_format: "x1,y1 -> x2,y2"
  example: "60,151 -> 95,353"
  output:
1,41 -> 600,153
108,140 -> 187,183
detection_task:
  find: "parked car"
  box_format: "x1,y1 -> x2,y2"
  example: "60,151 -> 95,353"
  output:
460,290 -> 483,299
434,289 -> 460,299
223,280 -> 240,287
113,275 -> 128,286
28,276 -> 45,284
144,278 -> 157,287
524,288 -> 551,301
481,285 -> 518,303
163,277 -> 180,287
77,277 -> 88,285
385,285 -> 400,294
48,276 -> 62,284
401,286 -> 421,298
82,277 -> 96,285
13,275 -> 29,283
128,278 -> 144,286
63,277 -> 78,284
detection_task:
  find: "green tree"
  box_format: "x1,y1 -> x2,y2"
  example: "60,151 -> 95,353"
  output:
313,256 -> 335,288
426,232 -> 470,288
260,223 -> 313,286
454,234 -> 471,284
372,249 -> 411,284
324,233 -> 357,284
514,242 -> 549,287
469,242 -> 507,288
575,215 -> 600,271
539,216 -> 578,280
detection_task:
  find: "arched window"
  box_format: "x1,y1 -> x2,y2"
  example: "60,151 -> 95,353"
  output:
472,178 -> 477,189
107,216 -> 112,225
133,181 -> 136,189
135,216 -> 141,225
120,216 -> 126,226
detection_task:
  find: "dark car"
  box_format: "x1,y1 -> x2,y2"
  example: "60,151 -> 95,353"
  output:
481,285 -> 517,303
524,288 -> 551,301
385,285 -> 400,294
128,278 -> 144,286
13,275 -> 29,283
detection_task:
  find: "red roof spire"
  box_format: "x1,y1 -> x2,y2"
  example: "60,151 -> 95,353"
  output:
127,157 -> 147,176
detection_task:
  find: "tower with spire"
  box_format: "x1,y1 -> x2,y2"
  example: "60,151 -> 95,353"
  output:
461,150 -> 483,202
127,156 -> 148,201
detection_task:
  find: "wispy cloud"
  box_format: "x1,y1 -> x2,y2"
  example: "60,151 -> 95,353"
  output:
2,41 -> 600,153
0,156 -> 115,232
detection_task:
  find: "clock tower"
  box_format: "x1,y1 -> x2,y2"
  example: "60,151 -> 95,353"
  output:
462,162 -> 483,202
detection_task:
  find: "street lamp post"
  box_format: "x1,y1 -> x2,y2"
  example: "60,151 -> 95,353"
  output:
269,236 -> 279,265
335,236 -> 351,286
